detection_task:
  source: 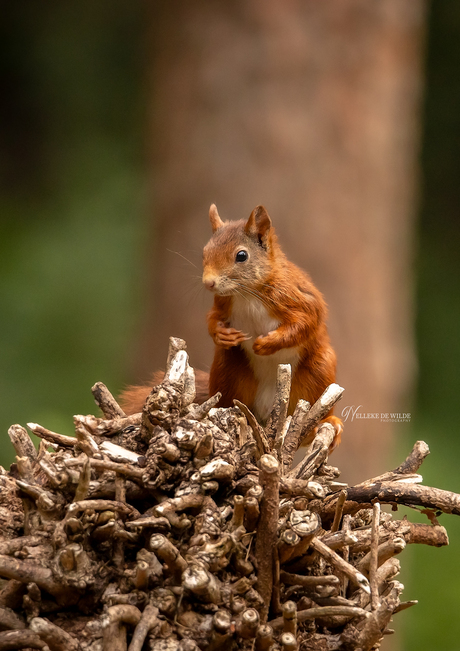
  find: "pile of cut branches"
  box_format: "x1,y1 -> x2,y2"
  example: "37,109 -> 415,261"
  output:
0,337 -> 457,651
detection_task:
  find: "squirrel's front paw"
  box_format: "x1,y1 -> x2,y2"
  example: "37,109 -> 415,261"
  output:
253,334 -> 278,356
213,322 -> 251,349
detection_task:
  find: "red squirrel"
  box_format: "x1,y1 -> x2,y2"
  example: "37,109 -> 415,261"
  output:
203,204 -> 342,448
120,204 -> 342,449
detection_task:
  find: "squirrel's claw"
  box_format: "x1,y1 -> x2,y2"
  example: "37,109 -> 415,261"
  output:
214,324 -> 251,349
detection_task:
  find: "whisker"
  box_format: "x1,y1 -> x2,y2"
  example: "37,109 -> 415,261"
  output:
166,249 -> 198,269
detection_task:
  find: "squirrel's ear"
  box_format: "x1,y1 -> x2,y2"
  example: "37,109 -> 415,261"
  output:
245,205 -> 272,247
209,204 -> 224,232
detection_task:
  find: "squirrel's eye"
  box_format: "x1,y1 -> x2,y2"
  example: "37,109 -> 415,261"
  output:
235,250 -> 248,263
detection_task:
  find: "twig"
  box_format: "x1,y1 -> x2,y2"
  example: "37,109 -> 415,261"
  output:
92,382 -> 126,419
279,572 -> 340,588
282,600 -> 297,637
269,605 -> 368,630
8,424 -> 37,463
128,604 -> 160,651
288,423 -> 336,480
369,502 -> 381,610
237,608 -> 260,639
30,616 -> 80,651
265,364 -> 291,448
281,400 -> 310,473
309,537 -> 371,594
354,581 -> 403,651
256,454 -> 280,622
234,400 -> 270,457
341,514 -> 352,596
357,537 -> 406,574
297,383 -> 344,444
0,629 -> 49,649
102,605 -> 141,651
330,490 -> 347,533
27,423 -> 76,448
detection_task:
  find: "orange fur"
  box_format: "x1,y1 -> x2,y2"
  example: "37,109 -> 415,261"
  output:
120,369 -> 209,415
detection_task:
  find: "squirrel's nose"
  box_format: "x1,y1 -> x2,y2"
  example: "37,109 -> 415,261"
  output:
203,277 -> 216,290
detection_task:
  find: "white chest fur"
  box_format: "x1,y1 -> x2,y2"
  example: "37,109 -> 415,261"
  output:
230,295 -> 300,421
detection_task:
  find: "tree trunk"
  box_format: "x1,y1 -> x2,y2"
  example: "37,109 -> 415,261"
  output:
137,0 -> 426,483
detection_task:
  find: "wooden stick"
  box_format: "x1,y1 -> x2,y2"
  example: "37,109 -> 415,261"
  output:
92,381 -> 126,419
234,400 -> 270,457
128,604 -> 159,651
27,423 -> 76,448
8,424 -> 37,463
183,564 -> 222,603
282,600 -> 297,637
357,537 -> 406,574
281,400 -> 310,473
330,490 -> 347,533
309,537 -> 371,594
279,572 -> 340,588
165,336 -> 187,375
102,605 -> 141,651
354,581 -> 403,651
269,605 -> 368,631
256,454 -> 280,622
265,364 -> 291,448
369,502 -> 381,610
297,383 -> 344,444
0,629 -> 49,649
341,514 -> 352,596
30,616 -> 80,651
313,478 -> 460,520
66,457 -> 144,482
288,423 -> 335,480
74,414 -> 141,438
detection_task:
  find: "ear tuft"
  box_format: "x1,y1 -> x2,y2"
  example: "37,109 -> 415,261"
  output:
209,204 -> 224,232
244,205 -> 272,247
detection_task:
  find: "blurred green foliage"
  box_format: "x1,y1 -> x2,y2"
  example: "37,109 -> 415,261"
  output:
401,2 -> 460,648
0,2 -> 459,649
0,3 -> 146,453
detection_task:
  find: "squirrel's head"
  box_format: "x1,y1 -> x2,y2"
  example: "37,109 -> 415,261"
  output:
202,204 -> 277,296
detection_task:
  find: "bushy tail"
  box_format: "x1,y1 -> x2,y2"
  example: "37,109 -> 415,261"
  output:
119,369 -> 210,415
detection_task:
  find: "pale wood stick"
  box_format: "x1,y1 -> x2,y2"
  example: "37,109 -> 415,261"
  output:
234,400 -> 270,457
102,604 -> 141,651
357,537 -> 406,574
310,537 -> 371,594
165,336 -> 187,375
265,364 -> 291,447
27,423 -> 76,448
298,383 -> 344,443
281,400 -> 310,473
8,424 -> 37,463
288,423 -> 335,480
30,616 -> 80,651
75,414 -> 141,438
128,604 -> 160,651
369,502 -> 381,610
92,381 -> 126,419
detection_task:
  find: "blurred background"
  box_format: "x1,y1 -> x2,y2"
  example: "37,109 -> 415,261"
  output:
1,1 -> 459,648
